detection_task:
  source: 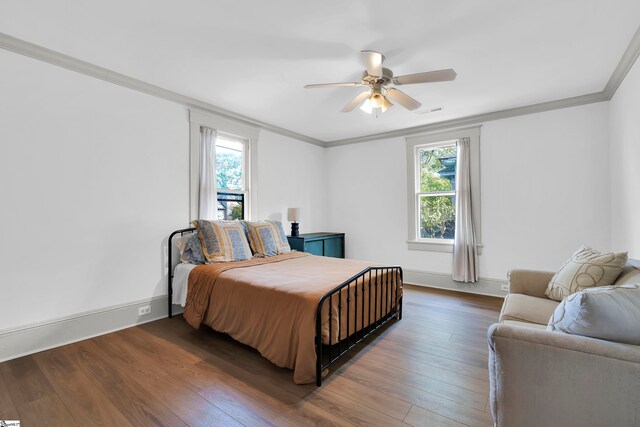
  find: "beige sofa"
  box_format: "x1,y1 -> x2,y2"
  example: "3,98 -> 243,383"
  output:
488,264 -> 640,427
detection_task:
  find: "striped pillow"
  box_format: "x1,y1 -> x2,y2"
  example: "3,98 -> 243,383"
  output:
192,220 -> 252,262
243,220 -> 291,257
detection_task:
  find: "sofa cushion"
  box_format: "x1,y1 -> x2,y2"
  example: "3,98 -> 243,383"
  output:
545,246 -> 628,301
614,265 -> 640,286
547,284 -> 640,345
501,320 -> 548,330
499,293 -> 559,325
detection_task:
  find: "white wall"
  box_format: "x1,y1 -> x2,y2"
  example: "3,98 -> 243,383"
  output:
0,50 -> 189,331
609,57 -> 640,259
0,40 -> 629,342
326,102 -> 611,281
0,50 -> 328,334
257,131 -> 327,233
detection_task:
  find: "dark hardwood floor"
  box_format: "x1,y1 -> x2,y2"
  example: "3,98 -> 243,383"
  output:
0,285 -> 502,426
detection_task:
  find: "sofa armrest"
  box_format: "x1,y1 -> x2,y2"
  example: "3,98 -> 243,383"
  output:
507,269 -> 555,298
488,323 -> 640,427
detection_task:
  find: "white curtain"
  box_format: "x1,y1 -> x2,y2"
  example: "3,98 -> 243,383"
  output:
452,137 -> 479,282
198,127 -> 218,219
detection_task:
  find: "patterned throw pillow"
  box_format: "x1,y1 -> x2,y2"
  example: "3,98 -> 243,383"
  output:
192,220 -> 252,262
175,233 -> 206,264
545,246 -> 628,301
547,284 -> 640,345
243,220 -> 291,257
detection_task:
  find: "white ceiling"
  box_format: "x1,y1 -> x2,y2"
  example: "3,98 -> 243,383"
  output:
1,0 -> 639,142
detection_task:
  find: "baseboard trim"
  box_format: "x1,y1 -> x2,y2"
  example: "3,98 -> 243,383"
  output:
0,296 -> 177,363
404,268 -> 507,298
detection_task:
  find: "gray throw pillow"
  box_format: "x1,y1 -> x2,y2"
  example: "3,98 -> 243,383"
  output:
176,234 -> 205,264
547,284 -> 640,345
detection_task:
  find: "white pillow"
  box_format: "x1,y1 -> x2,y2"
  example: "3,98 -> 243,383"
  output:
547,284 -> 640,345
545,246 -> 628,301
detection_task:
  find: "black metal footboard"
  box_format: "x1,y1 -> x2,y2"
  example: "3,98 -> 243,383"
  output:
315,266 -> 403,386
168,227 -> 197,318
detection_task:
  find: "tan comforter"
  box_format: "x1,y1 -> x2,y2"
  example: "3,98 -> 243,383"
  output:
183,252 -> 402,384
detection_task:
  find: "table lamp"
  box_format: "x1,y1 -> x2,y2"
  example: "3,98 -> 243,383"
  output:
287,208 -> 302,237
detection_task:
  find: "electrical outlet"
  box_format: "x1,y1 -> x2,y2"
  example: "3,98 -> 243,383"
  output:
138,305 -> 151,316
500,284 -> 509,292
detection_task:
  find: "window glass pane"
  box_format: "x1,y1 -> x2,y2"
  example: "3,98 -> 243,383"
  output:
217,192 -> 244,220
216,137 -> 244,191
419,194 -> 456,239
419,145 -> 457,192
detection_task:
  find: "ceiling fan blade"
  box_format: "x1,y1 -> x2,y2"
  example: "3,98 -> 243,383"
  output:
385,88 -> 422,111
360,50 -> 384,77
304,82 -> 363,89
342,91 -> 371,112
393,69 -> 457,85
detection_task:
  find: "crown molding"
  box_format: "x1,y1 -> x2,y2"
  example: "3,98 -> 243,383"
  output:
2,23 -> 640,149
0,32 -> 325,147
325,92 -> 607,147
603,25 -> 640,100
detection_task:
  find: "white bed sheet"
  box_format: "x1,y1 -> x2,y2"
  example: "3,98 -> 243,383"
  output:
172,263 -> 198,306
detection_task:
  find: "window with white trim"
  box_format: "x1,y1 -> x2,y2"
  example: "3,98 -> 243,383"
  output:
215,133 -> 249,220
189,108 -> 259,222
406,127 -> 481,253
416,141 -> 458,240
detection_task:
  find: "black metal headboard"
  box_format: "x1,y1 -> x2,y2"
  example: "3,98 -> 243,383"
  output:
168,227 -> 197,318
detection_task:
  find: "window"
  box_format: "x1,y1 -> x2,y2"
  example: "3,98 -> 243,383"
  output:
417,142 -> 457,240
215,134 -> 247,220
406,127 -> 481,253
189,109 -> 259,222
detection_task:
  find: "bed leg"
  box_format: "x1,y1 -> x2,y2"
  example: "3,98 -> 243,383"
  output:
398,296 -> 403,320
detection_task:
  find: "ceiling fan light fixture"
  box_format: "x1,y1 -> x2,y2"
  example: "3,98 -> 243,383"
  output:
361,91 -> 393,115
370,91 -> 385,108
360,98 -> 373,114
305,50 -> 456,115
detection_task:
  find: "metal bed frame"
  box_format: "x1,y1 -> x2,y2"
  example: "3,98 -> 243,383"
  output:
167,227 -> 403,386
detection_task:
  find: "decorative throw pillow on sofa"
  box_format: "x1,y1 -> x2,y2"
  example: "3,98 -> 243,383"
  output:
547,284 -> 640,345
192,220 -> 252,262
545,246 -> 628,301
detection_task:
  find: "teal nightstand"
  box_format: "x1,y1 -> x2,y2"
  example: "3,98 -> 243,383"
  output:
287,232 -> 345,258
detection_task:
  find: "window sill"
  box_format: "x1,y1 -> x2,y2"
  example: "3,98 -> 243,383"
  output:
407,241 -> 483,254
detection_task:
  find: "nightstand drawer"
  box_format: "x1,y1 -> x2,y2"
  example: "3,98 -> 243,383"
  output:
304,240 -> 324,256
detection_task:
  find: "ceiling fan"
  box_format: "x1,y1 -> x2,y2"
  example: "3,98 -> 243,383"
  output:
304,50 -> 456,115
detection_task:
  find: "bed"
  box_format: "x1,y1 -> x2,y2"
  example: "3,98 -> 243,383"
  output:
168,227 -> 403,385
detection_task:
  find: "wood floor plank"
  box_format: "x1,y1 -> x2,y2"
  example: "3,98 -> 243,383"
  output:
350,345 -> 490,395
338,365 -> 493,427
404,404 -> 467,427
33,349 -> 133,427
15,394 -> 78,427
0,372 -> 20,420
369,339 -> 490,382
0,286 -> 500,426
320,373 -> 413,420
0,355 -> 55,406
380,333 -> 489,368
66,340 -> 187,427
97,332 -> 243,427
304,386 -> 410,427
384,326 -> 490,358
344,362 -> 487,411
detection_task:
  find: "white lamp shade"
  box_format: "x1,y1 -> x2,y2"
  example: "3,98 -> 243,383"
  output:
287,208 -> 302,222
